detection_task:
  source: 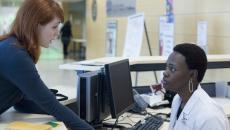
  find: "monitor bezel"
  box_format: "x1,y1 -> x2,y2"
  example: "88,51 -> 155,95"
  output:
104,59 -> 134,118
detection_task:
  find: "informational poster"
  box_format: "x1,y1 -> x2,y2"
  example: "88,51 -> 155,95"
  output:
159,0 -> 174,56
106,0 -> 136,17
159,16 -> 167,56
106,20 -> 117,57
197,21 -> 208,53
159,16 -> 174,56
123,13 -> 144,57
159,16 -> 174,82
166,0 -> 174,23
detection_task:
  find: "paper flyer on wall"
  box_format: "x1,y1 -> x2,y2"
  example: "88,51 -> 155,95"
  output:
123,13 -> 145,57
166,0 -> 174,23
106,0 -> 136,17
106,20 -> 117,57
197,21 -> 208,53
159,16 -> 174,57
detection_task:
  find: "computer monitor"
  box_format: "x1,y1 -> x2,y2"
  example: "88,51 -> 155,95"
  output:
104,59 -> 135,118
77,59 -> 134,127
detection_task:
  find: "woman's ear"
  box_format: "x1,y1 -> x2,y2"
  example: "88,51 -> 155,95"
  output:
190,70 -> 198,81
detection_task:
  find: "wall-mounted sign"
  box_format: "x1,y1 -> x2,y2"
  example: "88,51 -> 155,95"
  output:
197,21 -> 208,53
123,13 -> 144,57
159,16 -> 174,56
106,0 -> 136,17
166,0 -> 174,23
92,0 -> 97,21
106,20 -> 117,57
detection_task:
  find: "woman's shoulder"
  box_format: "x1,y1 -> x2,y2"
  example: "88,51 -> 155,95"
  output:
0,36 -> 26,52
0,36 -> 31,63
194,90 -> 226,119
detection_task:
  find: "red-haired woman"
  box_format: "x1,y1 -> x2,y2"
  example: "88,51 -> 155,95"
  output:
0,0 -> 94,129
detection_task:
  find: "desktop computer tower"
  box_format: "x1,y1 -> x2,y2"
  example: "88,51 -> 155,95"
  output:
77,71 -> 100,123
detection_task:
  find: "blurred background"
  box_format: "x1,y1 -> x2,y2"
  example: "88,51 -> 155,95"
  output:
1,0 -> 230,89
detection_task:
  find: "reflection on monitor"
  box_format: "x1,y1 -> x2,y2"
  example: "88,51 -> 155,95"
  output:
104,59 -> 134,118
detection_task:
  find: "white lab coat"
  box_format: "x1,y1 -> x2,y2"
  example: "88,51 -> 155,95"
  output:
168,85 -> 230,130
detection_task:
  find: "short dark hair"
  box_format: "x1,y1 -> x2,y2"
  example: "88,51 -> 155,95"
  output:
173,43 -> 207,82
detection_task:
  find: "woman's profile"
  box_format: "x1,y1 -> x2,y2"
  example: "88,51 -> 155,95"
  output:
163,43 -> 229,130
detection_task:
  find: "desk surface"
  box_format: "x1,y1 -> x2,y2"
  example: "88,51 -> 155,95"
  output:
59,55 -> 230,71
102,98 -> 230,130
0,86 -> 75,130
1,87 -> 230,130
102,107 -> 170,130
0,108 -> 67,130
50,86 -> 77,105
54,84 -> 230,129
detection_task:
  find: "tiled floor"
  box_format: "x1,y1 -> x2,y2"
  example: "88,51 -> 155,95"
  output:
35,39 -> 160,92
36,57 -> 160,91
36,58 -> 77,88
36,39 -> 78,90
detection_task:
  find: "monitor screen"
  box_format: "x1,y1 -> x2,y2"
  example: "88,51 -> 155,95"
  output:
104,59 -> 134,118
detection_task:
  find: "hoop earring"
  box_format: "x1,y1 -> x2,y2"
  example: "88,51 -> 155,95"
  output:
189,79 -> 193,93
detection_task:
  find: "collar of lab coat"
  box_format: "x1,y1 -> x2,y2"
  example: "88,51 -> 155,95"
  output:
178,85 -> 202,121
169,86 -> 202,129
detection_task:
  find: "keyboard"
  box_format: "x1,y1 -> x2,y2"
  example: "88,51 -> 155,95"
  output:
131,115 -> 164,130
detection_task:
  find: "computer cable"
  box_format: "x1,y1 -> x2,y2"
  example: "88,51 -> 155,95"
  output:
155,113 -> 170,122
111,118 -> 119,130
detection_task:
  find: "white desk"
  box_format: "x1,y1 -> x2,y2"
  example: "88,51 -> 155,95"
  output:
102,97 -> 230,130
2,88 -> 230,130
59,55 -> 230,71
98,107 -> 170,130
59,55 -> 230,87
0,108 -> 67,130
0,86 -> 76,130
58,55 -> 230,129
50,86 -> 77,105
45,86 -> 230,129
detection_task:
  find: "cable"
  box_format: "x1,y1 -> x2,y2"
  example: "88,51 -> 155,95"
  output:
126,116 -> 136,124
155,113 -> 170,122
111,118 -> 119,130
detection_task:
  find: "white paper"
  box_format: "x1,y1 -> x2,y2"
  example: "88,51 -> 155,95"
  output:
197,21 -> 208,46
123,13 -> 144,57
106,20 -> 117,57
197,21 -> 208,53
159,16 -> 174,57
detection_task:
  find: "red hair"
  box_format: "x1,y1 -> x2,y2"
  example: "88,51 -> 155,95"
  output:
0,0 -> 64,63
